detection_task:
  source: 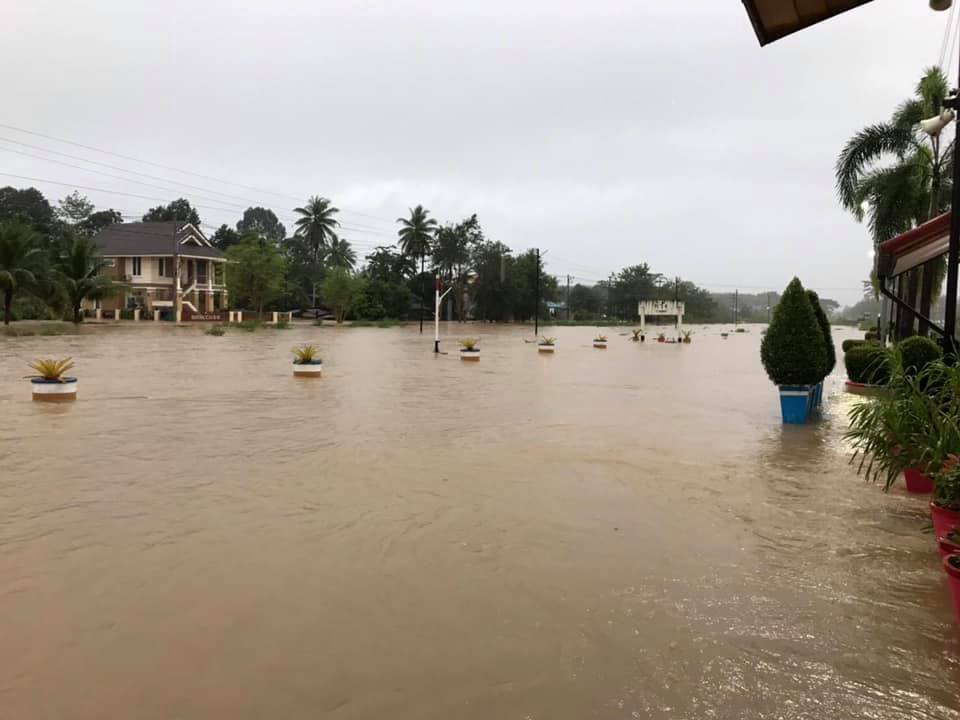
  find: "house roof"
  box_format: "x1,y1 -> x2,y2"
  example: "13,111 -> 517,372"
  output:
94,221 -> 225,259
877,212 -> 952,278
741,0 -> 874,46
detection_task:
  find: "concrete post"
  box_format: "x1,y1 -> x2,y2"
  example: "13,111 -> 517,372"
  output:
176,309 -> 182,323
134,309 -> 141,322
236,311 -> 243,323
95,308 -> 102,321
154,310 -> 160,322
271,311 -> 278,324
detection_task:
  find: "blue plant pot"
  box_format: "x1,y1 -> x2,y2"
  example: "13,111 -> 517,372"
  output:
779,385 -> 813,424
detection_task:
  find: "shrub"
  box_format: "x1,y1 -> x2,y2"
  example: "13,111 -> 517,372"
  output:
760,278 -> 827,386
806,290 -> 836,377
842,338 -> 868,353
844,343 -> 892,384
205,325 -> 225,336
896,335 -> 942,378
865,330 -> 879,341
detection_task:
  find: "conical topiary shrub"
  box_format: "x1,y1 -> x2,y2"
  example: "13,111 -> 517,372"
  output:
806,289 -> 835,377
761,278 -> 827,423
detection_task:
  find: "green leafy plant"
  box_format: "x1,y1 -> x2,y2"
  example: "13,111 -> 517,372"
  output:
760,277 -> 827,386
682,330 -> 692,343
594,335 -> 607,342
842,338 -> 869,353
292,344 -> 320,364
273,319 -> 291,330
539,336 -> 556,346
844,344 -> 892,385
460,338 -> 479,351
26,357 -> 75,382
631,329 -> 642,341
205,325 -> 225,336
807,289 -> 836,376
896,336 -> 942,378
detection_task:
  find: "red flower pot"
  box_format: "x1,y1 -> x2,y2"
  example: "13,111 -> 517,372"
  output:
939,531 -> 960,557
931,502 -> 960,540
944,555 -> 960,620
904,468 -> 934,494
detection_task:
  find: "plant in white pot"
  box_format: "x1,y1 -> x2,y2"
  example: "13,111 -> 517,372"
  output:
26,357 -> 77,402
538,336 -> 556,353
593,334 -> 608,349
460,338 -> 480,361
292,344 -> 323,377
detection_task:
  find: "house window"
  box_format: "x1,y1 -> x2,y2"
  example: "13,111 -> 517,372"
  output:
158,258 -> 165,276
132,257 -> 142,276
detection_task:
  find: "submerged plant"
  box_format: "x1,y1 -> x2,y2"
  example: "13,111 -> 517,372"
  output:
631,329 -> 642,341
205,325 -> 226,336
539,336 -> 556,346
682,330 -> 692,343
594,335 -> 608,342
460,338 -> 479,351
292,344 -> 321,364
26,357 -> 75,382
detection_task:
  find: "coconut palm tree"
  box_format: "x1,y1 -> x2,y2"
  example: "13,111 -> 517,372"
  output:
397,205 -> 438,332
293,196 -> 340,264
836,66 -> 953,338
53,235 -> 114,324
0,220 -> 43,325
326,237 -> 357,270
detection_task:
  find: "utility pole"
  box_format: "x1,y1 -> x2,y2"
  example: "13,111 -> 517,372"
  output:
419,253 -> 425,334
534,248 -> 540,336
734,289 -> 739,327
767,292 -> 771,323
608,273 -> 614,319
434,274 -> 452,353
566,274 -> 571,322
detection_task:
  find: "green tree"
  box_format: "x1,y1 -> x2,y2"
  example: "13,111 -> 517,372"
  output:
611,264 -> 661,319
470,241 -> 514,321
142,198 -> 201,226
761,278 -> 827,386
210,224 -> 242,250
510,249 -> 557,321
322,267 -> 362,323
0,186 -> 55,230
56,191 -> 95,224
363,245 -> 415,282
0,220 -> 44,325
568,283 -> 600,318
806,289 -> 836,376
53,235 -> 115,324
433,214 -> 482,321
397,205 -> 437,328
225,238 -> 287,318
237,206 -> 286,244
78,209 -> 122,237
293,196 -> 339,261
836,66 -> 952,337
326,237 -> 357,270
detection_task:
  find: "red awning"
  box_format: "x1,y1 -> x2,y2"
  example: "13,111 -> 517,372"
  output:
877,212 -> 952,277
741,0 -> 875,46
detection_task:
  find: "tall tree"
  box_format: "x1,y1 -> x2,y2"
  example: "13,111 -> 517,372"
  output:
0,220 -> 43,325
433,214 -> 482,321
142,198 -> 201,226
397,205 -> 437,331
363,245 -> 415,282
470,241 -> 514,322
326,237 -> 357,270
210,224 -> 242,250
293,196 -> 339,262
225,238 -> 287,318
0,186 -> 55,230
321,267 -> 363,323
56,191 -> 95,224
53,234 -> 114,324
836,66 -> 953,337
237,206 -> 286,244
78,209 -> 123,237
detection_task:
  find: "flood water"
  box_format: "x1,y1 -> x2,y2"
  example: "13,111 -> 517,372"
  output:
2,322 -> 959,719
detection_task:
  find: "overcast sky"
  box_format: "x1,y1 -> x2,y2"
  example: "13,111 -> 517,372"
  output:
2,1 -> 956,305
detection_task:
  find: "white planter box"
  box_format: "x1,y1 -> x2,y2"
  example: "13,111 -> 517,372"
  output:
538,345 -> 555,353
31,378 -> 78,402
293,363 -> 323,377
593,341 -> 607,348
460,350 -> 480,361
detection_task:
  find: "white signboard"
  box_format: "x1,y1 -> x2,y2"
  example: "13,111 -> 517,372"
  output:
638,300 -> 685,316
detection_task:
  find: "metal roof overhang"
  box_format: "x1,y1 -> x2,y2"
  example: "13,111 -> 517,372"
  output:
877,212 -> 952,278
741,0 -> 875,46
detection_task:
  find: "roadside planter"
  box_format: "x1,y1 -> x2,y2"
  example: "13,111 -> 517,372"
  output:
593,335 -> 608,349
657,333 -> 666,343
938,530 -> 960,557
292,344 -> 322,377
760,278 -> 830,426
631,329 -> 642,342
682,330 -> 692,344
932,502 -> 960,540
26,358 -> 77,403
904,468 -> 934,494
538,337 -> 556,354
460,339 -> 480,361
943,555 -> 960,620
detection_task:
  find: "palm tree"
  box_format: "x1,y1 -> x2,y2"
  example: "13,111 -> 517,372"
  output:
293,196 -> 340,264
326,237 -> 357,270
397,205 -> 438,332
54,235 -> 114,324
836,66 -> 953,338
0,220 -> 43,325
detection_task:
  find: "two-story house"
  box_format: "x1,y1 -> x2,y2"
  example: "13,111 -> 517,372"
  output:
91,221 -> 228,316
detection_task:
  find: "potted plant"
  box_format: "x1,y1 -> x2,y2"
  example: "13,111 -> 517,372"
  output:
593,334 -> 608,349
657,332 -> 666,343
292,344 -> 322,377
938,528 -> 960,557
26,357 -> 77,402
759,278 -> 827,424
460,338 -> 480,361
631,329 -> 642,342
843,343 -> 891,394
942,553 -> 960,620
682,330 -> 692,344
932,455 -> 960,540
806,289 -> 835,410
538,336 -> 556,353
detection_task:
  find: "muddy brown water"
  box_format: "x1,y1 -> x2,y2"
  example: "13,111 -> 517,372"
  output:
2,322 -> 959,719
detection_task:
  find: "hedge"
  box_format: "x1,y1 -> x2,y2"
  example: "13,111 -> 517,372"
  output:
807,289 -> 836,376
842,338 -> 869,353
844,344 -> 892,385
897,335 -> 942,378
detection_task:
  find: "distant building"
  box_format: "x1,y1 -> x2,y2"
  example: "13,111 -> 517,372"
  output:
545,300 -> 566,317
90,222 -> 228,316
